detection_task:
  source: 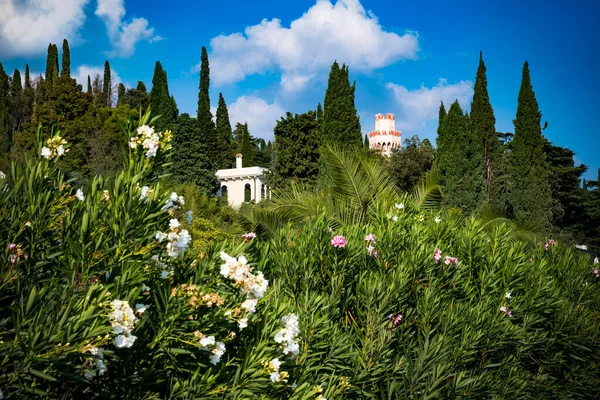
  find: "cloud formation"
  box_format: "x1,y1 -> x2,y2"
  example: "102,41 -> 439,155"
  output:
73,64 -> 123,89
0,0 -> 89,58
96,0 -> 162,58
227,96 -> 285,140
386,79 -> 474,131
202,0 -> 419,88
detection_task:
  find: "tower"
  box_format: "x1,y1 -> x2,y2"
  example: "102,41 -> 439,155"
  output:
368,113 -> 402,156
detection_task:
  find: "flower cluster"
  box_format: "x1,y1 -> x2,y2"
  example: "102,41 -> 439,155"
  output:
8,243 -> 27,264
241,232 -> 257,242
433,248 -> 442,263
109,300 -> 138,348
388,313 -> 402,326
539,239 -> 557,250
499,292 -> 513,317
171,284 -> 224,309
41,135 -> 68,160
274,313 -> 301,357
163,191 -> 185,211
102,190 -> 110,202
593,268 -> 599,279
139,185 -> 152,202
365,233 -> 378,257
156,218 -> 191,258
220,252 -> 268,326
331,235 -> 347,248
434,248 -> 458,265
82,345 -> 107,379
262,357 -> 289,383
129,125 -> 172,158
195,331 -> 226,365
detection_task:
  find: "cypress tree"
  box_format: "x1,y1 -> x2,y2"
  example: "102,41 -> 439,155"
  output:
51,44 -> 59,87
61,39 -> 71,77
102,60 -> 111,107
240,123 -> 254,167
117,83 -> 126,106
45,44 -> 54,88
509,61 -> 552,228
24,65 -> 31,90
322,61 -> 361,146
44,44 -> 59,90
470,51 -> 500,202
197,46 -> 217,166
149,62 -> 177,130
87,75 -> 92,94
215,92 -> 234,168
316,102 -> 323,125
23,64 -> 34,122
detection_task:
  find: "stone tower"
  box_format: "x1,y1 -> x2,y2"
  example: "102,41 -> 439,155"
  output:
368,113 -> 402,156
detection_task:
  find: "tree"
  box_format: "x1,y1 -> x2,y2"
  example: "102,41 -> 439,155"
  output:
197,46 -> 217,168
271,111 -> 320,187
508,61 -> 553,229
44,43 -> 59,90
149,62 -> 177,131
61,39 -> 71,77
215,92 -> 234,169
470,51 -> 501,202
103,60 -> 111,107
0,63 -> 9,163
322,61 -> 361,146
117,83 -> 126,106
23,64 -> 35,125
87,75 -> 92,94
171,113 -> 217,193
8,69 -> 25,136
92,75 -> 103,108
238,123 -> 254,167
387,135 -> 436,192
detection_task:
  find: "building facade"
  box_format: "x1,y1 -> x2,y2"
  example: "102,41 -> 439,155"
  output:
215,154 -> 270,208
368,113 -> 402,156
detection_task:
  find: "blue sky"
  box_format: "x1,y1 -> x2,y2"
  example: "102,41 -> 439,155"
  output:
1,0 -> 598,180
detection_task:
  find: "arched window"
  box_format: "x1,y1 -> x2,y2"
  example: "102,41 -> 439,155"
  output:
219,185 -> 228,202
261,184 -> 265,199
244,183 -> 251,202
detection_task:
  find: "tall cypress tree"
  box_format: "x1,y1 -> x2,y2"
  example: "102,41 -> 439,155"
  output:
61,39 -> 71,77
509,61 -> 552,228
0,63 -> 10,159
44,44 -> 59,90
149,61 -> 177,131
240,123 -> 254,167
117,83 -> 126,106
470,51 -> 500,201
87,75 -> 92,94
45,44 -> 54,88
322,61 -> 361,146
197,46 -> 217,166
51,44 -> 59,86
215,92 -> 234,168
102,60 -> 111,107
23,65 -> 34,123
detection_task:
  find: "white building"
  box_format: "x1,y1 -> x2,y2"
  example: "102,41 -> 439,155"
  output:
368,113 -> 402,156
215,154 -> 270,208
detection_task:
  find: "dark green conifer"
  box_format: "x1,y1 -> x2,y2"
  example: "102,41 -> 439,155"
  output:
149,62 -> 177,129
87,75 -> 92,94
61,39 -> 71,77
102,60 -> 111,107
117,83 -> 126,106
509,61 -> 553,228
215,92 -> 234,168
197,46 -> 217,166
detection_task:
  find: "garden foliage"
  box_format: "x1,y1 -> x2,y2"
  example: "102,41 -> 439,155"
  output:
0,115 -> 599,399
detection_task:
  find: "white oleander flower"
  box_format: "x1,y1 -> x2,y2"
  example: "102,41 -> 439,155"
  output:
41,147 -> 51,159
76,188 -> 85,201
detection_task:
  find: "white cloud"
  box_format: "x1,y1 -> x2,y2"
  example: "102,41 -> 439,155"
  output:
0,0 -> 89,58
73,64 -> 123,89
281,74 -> 315,94
228,96 -> 285,140
95,0 -> 161,58
202,0 -> 419,86
386,78 -> 474,131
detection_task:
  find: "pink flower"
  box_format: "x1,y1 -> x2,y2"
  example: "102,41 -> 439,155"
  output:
364,233 -> 376,242
327,226 -> 333,233
499,306 -> 507,313
594,269 -> 599,278
506,311 -> 512,317
388,313 -> 402,326
8,243 -> 16,251
434,249 -> 442,263
444,256 -> 458,266
331,235 -> 347,248
241,232 -> 257,242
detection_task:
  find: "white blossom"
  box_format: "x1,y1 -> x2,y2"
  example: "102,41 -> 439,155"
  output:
186,210 -> 193,225
41,147 -> 51,159
505,292 -> 512,299
392,215 -> 399,222
140,186 -> 150,201
135,303 -> 148,314
0,171 -> 5,180
395,203 -> 404,210
238,317 -> 248,329
109,299 -> 138,348
75,188 -> 85,201
274,313 -> 301,357
435,216 -> 441,224
169,218 -> 180,229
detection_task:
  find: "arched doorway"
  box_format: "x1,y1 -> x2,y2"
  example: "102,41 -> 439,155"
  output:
219,185 -> 228,202
244,183 -> 251,202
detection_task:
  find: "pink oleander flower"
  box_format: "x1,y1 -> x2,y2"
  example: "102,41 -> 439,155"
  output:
364,233 -> 376,242
594,268 -> 599,278
331,235 -> 347,248
506,311 -> 512,317
8,243 -> 16,251
434,248 -> 442,264
388,313 -> 402,326
499,306 -> 507,313
443,256 -> 458,265
241,232 -> 257,242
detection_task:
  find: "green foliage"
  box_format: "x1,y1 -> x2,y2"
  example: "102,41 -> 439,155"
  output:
215,92 -> 234,169
387,135 -> 436,193
149,61 -> 177,131
322,61 -> 362,147
271,111 -> 320,187
61,39 -> 71,78
509,61 -> 553,229
102,60 -> 111,108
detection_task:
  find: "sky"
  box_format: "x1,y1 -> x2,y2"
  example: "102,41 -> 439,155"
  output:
1,0 -> 598,180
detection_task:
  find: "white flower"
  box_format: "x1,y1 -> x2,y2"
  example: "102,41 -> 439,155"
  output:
75,188 -> 85,201
135,303 -> 148,314
142,285 -> 150,292
435,216 -> 441,224
41,146 -> 51,159
57,145 -> 65,156
186,210 -> 193,225
241,298 -> 258,314
269,358 -> 281,370
140,186 -> 149,200
395,203 -> 404,210
0,171 -> 5,180
270,371 -> 281,382
114,334 -> 137,348
238,318 -> 248,329
170,192 -> 178,202
155,231 -> 164,242
169,218 -> 180,229
160,269 -> 169,279
316,396 -> 327,400
200,336 -> 216,347
595,257 -> 599,265
505,292 -> 512,299
392,215 -> 398,222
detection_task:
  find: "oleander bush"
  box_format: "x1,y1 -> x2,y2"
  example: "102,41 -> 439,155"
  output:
0,114 -> 599,399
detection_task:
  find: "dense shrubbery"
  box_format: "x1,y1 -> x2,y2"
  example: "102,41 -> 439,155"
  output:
0,117 -> 599,399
